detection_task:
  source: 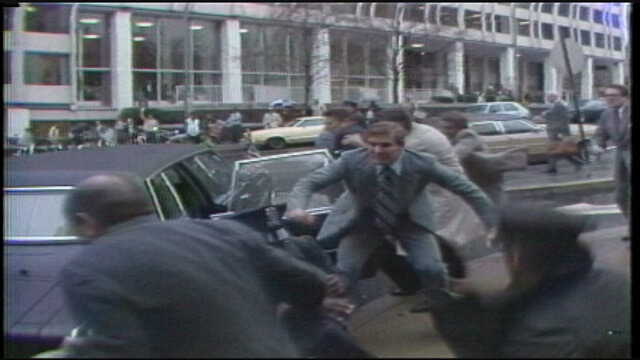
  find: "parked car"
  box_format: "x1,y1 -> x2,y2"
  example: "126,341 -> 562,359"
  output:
465,102 -> 531,119
269,99 -> 298,109
4,144 -> 279,357
468,118 -> 597,163
247,116 -> 326,149
567,99 -> 607,123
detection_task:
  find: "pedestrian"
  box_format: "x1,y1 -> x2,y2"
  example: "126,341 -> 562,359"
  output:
69,123 -> 85,149
125,118 -> 138,144
432,203 -> 631,358
343,100 -> 367,127
590,84 -> 630,240
327,107 -> 366,158
17,127 -> 35,155
364,101 -> 380,124
541,91 -> 584,173
47,125 -> 61,150
225,108 -> 244,143
47,173 -> 327,358
312,99 -> 327,116
285,121 -> 497,311
141,108 -> 160,144
262,108 -> 283,129
185,112 -> 202,144
437,111 -> 509,205
314,113 -> 340,152
114,119 -> 127,144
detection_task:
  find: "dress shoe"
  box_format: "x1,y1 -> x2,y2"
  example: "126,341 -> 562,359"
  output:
390,288 -> 418,296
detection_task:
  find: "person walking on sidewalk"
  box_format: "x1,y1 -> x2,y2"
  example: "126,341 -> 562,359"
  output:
591,84 -> 630,238
285,121 -> 498,312
541,91 -> 584,174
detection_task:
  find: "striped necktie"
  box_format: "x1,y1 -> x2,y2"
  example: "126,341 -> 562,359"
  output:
375,166 -> 400,232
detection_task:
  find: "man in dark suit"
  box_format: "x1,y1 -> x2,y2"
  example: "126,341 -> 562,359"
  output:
591,84 -> 630,233
56,173 -> 327,357
286,121 -> 497,310
541,91 -> 584,173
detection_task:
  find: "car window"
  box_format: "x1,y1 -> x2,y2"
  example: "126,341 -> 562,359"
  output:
502,120 -> 537,134
469,122 -> 501,135
488,104 -> 503,113
149,172 -> 186,220
502,103 -> 518,111
160,166 -> 211,218
181,154 -> 232,206
5,189 -> 71,237
465,105 -> 486,113
301,118 -> 325,127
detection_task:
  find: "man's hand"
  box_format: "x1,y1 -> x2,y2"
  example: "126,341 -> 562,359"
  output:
283,208 -> 315,226
326,274 -> 347,297
342,133 -> 366,147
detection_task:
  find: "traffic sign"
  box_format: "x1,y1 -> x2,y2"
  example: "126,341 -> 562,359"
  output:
550,38 -> 585,75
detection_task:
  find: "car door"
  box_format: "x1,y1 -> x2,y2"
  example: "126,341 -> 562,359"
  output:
470,121 -> 512,153
289,117 -> 326,144
502,103 -> 524,117
501,120 -> 547,159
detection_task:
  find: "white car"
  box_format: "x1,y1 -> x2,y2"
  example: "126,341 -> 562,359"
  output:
247,116 -> 326,149
465,102 -> 531,119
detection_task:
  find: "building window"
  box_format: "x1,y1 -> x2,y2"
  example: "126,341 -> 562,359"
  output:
579,6 -> 590,21
557,3 -> 570,17
494,15 -> 509,34
593,9 -> 603,24
77,11 -> 111,104
292,4 -> 323,12
404,4 -> 425,23
573,28 -> 579,42
373,3 -> 397,20
516,3 -> 531,10
540,3 -> 553,14
4,51 -> 10,84
558,25 -> 570,39
541,23 -> 553,40
464,10 -> 482,30
484,14 -> 494,32
132,15 -> 221,104
517,19 -> 530,36
24,52 -> 70,85
23,3 -> 70,33
328,3 -> 357,15
594,33 -> 605,48
533,21 -> 539,38
613,36 -> 622,51
359,3 -> 371,17
611,14 -> 620,28
580,30 -> 591,46
440,6 -> 458,27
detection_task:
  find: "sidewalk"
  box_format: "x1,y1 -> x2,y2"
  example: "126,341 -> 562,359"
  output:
348,225 -> 630,358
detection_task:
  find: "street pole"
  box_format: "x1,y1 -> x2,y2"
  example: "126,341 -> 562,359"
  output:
183,3 -> 192,116
559,36 -> 589,161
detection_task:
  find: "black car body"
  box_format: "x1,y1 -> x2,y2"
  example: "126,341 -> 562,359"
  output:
4,145 -> 338,357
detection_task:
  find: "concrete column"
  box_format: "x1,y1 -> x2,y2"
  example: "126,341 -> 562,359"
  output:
435,52 -> 445,89
311,28 -> 331,105
446,41 -> 464,94
221,19 -> 243,103
9,7 -> 25,103
397,34 -> 405,103
580,56 -> 593,100
482,57 -> 491,90
499,46 -> 515,91
612,61 -> 625,85
110,11 -> 133,109
543,55 -> 559,94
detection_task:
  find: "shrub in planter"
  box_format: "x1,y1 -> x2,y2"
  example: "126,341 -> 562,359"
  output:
431,96 -> 455,103
456,94 -> 479,103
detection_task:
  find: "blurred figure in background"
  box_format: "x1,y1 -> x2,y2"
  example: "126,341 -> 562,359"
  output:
185,112 -> 202,144
48,125 -> 62,150
541,91 -> 584,174
314,110 -> 340,154
591,84 -> 630,237
432,203 -> 631,358
262,108 -> 284,129
312,99 -> 327,116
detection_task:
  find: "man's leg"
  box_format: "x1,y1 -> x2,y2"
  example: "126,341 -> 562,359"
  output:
335,229 -> 384,295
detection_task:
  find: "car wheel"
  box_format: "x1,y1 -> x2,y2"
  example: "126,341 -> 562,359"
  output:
267,137 -> 286,149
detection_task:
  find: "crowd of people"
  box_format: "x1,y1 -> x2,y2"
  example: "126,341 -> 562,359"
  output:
33,84 -> 629,358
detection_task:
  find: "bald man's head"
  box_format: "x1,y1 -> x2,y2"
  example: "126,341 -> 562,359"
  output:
64,173 -> 155,237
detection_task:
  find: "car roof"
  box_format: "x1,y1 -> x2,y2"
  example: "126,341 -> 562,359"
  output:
465,113 -> 524,122
5,144 -> 213,187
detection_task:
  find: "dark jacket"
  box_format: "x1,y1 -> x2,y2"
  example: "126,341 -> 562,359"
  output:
61,216 -> 326,358
432,247 -> 631,358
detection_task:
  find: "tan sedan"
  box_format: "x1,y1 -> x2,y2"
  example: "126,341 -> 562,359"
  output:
468,119 -> 597,164
246,116 -> 326,149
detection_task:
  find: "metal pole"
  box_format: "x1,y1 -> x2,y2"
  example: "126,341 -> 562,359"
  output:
183,3 -> 192,116
559,37 -> 588,161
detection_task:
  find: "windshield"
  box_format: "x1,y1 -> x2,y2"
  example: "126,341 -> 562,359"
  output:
5,189 -> 73,238
465,105 -> 486,113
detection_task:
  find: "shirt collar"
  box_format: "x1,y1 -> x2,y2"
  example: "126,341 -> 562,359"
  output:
376,152 -> 404,175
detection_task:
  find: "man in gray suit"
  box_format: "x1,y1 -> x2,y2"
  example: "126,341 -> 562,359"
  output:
286,121 -> 497,310
591,84 -> 630,237
55,173 -> 327,357
541,91 -> 584,173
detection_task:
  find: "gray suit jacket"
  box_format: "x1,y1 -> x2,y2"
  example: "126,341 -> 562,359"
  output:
595,105 -> 630,151
61,216 -> 325,357
287,148 -> 497,242
542,101 -> 571,139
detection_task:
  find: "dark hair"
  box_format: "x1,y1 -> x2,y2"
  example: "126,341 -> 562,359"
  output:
605,84 -> 628,97
375,108 -> 414,131
363,121 -> 408,145
64,173 -> 155,228
439,111 -> 469,129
